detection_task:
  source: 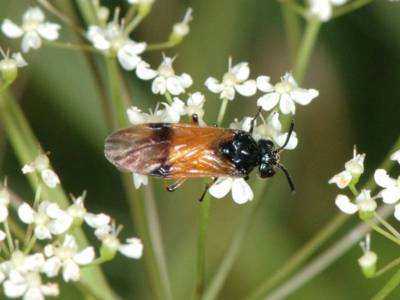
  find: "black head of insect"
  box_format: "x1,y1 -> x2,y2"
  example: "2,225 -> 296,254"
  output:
257,121 -> 295,193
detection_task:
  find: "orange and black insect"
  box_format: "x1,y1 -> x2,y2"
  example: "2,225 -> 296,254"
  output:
104,113 -> 295,200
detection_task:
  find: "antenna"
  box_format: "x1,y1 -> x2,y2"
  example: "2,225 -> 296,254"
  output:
277,164 -> 295,193
277,121 -> 295,152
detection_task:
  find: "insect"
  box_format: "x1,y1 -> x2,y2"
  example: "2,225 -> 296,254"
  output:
104,111 -> 295,201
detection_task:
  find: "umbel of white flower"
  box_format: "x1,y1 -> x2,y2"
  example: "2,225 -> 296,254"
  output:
87,20 -> 146,71
256,73 -> 319,115
205,59 -> 256,100
329,147 -> 365,189
1,7 -> 61,53
136,56 -> 193,95
335,189 -> 377,219
308,0 -> 347,22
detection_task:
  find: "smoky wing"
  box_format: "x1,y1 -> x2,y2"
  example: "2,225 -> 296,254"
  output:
104,123 -> 237,178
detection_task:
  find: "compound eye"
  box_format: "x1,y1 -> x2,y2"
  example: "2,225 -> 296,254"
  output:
259,164 -> 276,178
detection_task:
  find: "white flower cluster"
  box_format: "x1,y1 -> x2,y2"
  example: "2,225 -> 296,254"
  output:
0,154 -> 143,299
307,0 -> 347,22
331,148 -> 400,222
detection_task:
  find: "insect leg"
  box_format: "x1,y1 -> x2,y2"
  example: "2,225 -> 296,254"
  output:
198,177 -> 218,202
249,106 -> 263,134
191,114 -> 199,126
166,179 -> 187,192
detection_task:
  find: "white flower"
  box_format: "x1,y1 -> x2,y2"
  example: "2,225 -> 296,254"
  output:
136,56 -> 192,95
0,251 -> 45,277
117,237 -> 144,259
0,50 -> 27,83
390,150 -> 400,164
87,21 -> 146,71
18,201 -> 73,240
184,92 -> 206,125
22,154 -> 60,188
127,0 -> 155,5
308,0 -> 347,22
1,7 -> 61,53
256,73 -> 319,114
229,116 -> 253,132
84,213 -> 112,239
374,169 -> 400,204
4,271 -> 59,300
251,112 -> 298,150
0,187 -> 10,222
171,8 -> 193,39
42,235 -> 95,282
205,59 -> 256,100
209,177 -> 254,204
335,189 -> 377,215
329,147 -> 365,189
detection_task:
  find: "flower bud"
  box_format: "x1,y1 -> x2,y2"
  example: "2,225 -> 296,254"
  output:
169,8 -> 193,44
0,58 -> 18,83
358,251 -> 377,278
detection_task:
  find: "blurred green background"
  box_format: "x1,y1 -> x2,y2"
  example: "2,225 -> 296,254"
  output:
1,0 -> 400,299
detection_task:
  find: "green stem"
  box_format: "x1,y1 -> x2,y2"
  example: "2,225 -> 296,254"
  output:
366,220 -> 400,247
333,0 -> 374,19
375,257 -> 400,278
3,220 -> 14,253
216,98 -> 229,126
194,193 -> 212,300
349,184 -> 359,197
45,41 -> 98,53
372,268 -> 400,300
293,17 -> 321,84
24,236 -> 37,254
125,12 -> 149,35
146,41 -> 179,52
375,212 -> 400,239
281,1 -> 301,64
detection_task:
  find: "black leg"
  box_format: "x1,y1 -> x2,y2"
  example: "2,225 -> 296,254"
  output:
166,179 -> 186,192
249,106 -> 262,134
191,114 -> 199,126
198,177 -> 218,202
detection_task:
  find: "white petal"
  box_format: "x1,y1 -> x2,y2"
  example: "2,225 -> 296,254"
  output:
328,170 -> 352,189
136,61 -> 158,80
84,213 -> 111,228
24,287 -> 45,300
45,203 -> 63,219
117,46 -> 141,71
205,77 -> 224,94
374,169 -> 396,188
290,88 -> 319,105
21,31 -> 42,52
257,93 -> 280,111
390,150 -> 400,164
0,230 -> 6,241
187,92 -> 205,106
279,94 -> 295,114
0,205 -> 9,222
37,22 -> 61,40
48,214 -> 72,235
221,86 -> 235,100
4,279 -> 27,298
18,203 -> 35,224
62,259 -> 80,282
231,178 -> 253,204
151,76 -> 167,94
41,169 -> 60,188
73,247 -> 95,265
40,283 -> 59,297
22,164 -> 35,174
23,7 -> 45,23
34,225 -> 52,240
179,73 -> 193,88
256,76 -> 273,92
133,173 -> 148,189
87,26 -> 110,50
209,177 -> 233,199
118,238 -> 143,259
123,41 -> 146,55
394,203 -> 400,221
1,20 -> 23,38
166,77 -> 185,95
127,106 -> 146,125
231,62 -> 250,82
94,225 -> 112,240
12,53 -> 28,67
309,0 -> 332,22
25,253 -> 45,271
331,0 -> 347,5
335,194 -> 358,214
235,80 -> 257,97
380,187 -> 400,204
277,131 -> 298,150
